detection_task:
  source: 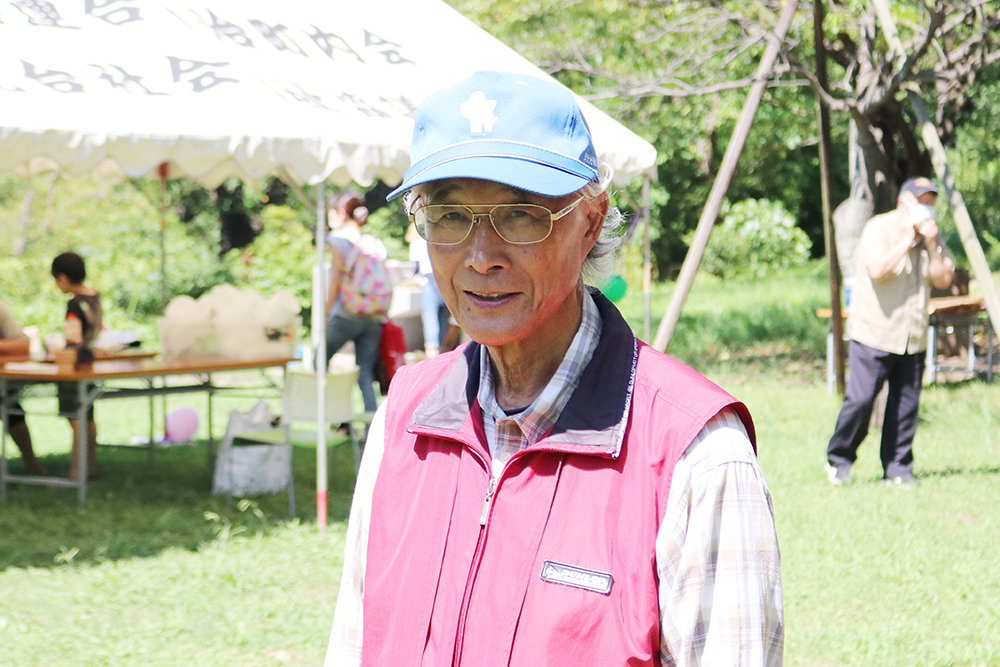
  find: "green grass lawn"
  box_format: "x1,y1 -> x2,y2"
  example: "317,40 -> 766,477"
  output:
2,265 -> 999,666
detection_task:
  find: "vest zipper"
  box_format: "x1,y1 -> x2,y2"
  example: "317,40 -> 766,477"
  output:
453,451 -> 495,665
438,440 -> 615,664
479,475 -> 497,526
453,447 -> 559,664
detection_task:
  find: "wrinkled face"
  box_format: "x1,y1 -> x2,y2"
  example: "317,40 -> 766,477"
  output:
414,178 -> 605,351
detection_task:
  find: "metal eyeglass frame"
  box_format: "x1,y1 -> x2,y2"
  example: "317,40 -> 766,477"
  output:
409,196 -> 586,246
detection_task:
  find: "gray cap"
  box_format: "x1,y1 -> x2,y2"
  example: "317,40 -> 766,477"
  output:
900,177 -> 938,198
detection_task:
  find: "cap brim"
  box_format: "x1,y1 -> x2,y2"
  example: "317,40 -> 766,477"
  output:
387,156 -> 593,201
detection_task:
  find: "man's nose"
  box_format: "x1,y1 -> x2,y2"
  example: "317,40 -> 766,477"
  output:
465,213 -> 509,272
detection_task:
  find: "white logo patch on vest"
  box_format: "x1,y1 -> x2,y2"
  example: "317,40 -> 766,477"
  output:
460,91 -> 498,133
540,560 -> 613,595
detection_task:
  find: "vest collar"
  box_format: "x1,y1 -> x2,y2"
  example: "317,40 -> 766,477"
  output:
409,292 -> 637,458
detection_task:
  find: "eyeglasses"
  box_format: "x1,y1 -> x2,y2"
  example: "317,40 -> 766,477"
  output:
409,197 -> 586,245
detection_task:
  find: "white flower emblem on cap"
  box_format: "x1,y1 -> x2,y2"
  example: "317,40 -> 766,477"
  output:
460,91 -> 498,133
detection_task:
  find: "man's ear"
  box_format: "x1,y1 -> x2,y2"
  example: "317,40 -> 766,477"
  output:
586,191 -> 610,239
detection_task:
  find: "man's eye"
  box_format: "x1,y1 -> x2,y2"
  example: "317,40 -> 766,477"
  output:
439,210 -> 473,224
499,207 -> 547,225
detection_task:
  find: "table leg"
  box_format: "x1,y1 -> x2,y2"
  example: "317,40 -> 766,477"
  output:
826,330 -> 834,396
967,323 -> 976,374
207,373 -> 215,464
77,381 -> 88,510
988,319 -> 995,384
1,378 -> 8,502
148,378 -> 155,451
926,325 -> 937,384
146,377 -> 156,462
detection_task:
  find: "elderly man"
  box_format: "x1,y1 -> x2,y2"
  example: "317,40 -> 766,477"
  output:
326,71 -> 783,666
826,178 -> 954,488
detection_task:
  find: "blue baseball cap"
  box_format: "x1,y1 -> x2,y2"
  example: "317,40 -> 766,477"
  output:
387,71 -> 600,200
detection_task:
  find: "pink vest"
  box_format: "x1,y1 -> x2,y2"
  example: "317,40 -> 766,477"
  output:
363,298 -> 753,666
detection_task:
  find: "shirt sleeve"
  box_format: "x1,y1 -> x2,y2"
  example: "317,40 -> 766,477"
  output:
325,401 -> 387,667
657,407 -> 784,667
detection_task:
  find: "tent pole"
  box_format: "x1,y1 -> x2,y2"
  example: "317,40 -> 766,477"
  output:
316,182 -> 328,533
157,163 -> 168,312
652,0 -> 799,352
642,175 -> 652,342
157,163 -> 170,442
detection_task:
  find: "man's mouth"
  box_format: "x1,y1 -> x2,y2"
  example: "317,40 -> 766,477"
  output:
466,291 -> 514,302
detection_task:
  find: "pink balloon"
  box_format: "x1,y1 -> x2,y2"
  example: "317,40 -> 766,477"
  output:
166,407 -> 199,441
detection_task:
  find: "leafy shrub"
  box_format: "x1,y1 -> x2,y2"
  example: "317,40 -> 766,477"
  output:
693,198 -> 812,279
223,205 -> 314,315
980,229 -> 1000,272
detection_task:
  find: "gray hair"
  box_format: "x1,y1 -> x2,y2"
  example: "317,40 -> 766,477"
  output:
580,178 -> 625,288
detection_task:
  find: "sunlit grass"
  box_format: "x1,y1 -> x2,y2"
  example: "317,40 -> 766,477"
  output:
729,373 -> 1000,667
615,261 -> 831,368
2,265 -> 999,666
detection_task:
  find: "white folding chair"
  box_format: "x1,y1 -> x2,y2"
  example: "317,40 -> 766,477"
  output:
212,399 -> 296,517
211,367 -> 367,518
278,367 -> 366,472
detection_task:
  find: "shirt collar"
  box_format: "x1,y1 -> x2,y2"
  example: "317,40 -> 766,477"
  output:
477,290 -> 603,447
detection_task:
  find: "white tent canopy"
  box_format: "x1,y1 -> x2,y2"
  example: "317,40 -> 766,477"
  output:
0,0 -> 656,189
1,0 -> 658,527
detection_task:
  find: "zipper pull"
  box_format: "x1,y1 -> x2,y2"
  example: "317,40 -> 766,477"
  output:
480,477 -> 497,526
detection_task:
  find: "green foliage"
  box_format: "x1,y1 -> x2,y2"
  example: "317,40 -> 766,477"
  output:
947,69 -> 1000,266
692,199 -> 812,279
361,199 -> 410,260
0,174 -> 421,348
609,252 -> 830,365
980,230 -> 1000,272
444,0 -> 849,279
222,204 -> 315,315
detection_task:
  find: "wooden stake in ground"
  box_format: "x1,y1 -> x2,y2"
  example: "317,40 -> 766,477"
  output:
653,0 -> 799,352
814,0 -> 846,395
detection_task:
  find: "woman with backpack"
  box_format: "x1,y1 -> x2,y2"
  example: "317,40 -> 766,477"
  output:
323,191 -> 391,414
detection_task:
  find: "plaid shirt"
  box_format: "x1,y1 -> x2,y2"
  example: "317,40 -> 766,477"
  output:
327,292 -> 783,667
477,290 -> 602,477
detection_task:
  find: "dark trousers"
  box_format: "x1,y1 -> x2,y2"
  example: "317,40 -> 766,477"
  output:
827,340 -> 924,479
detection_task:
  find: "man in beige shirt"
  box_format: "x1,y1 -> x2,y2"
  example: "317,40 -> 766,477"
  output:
826,178 -> 954,487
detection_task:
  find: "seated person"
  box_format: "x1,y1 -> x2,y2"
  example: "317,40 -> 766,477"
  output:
51,252 -> 103,480
0,298 -> 47,475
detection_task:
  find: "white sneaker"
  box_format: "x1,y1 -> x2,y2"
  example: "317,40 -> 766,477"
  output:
880,475 -> 920,489
825,463 -> 852,486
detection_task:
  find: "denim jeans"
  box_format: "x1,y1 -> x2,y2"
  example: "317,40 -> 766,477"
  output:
324,310 -> 383,413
